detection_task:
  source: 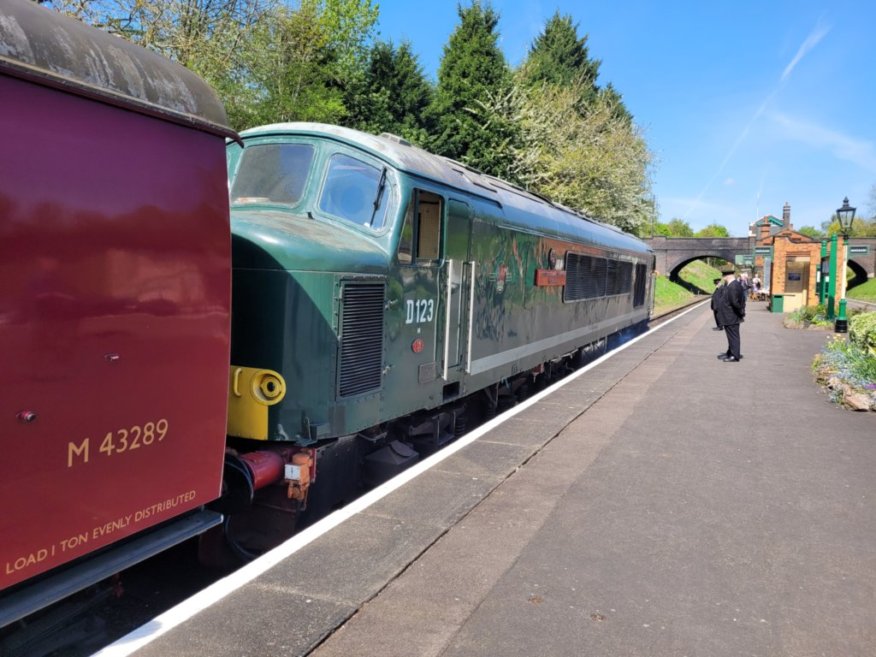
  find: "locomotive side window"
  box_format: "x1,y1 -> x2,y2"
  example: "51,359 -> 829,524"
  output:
633,263 -> 648,306
397,190 -> 442,264
418,193 -> 442,259
231,143 -> 314,206
319,153 -> 391,229
398,206 -> 414,263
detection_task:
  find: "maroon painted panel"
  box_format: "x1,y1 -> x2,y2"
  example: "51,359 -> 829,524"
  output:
0,75 -> 230,590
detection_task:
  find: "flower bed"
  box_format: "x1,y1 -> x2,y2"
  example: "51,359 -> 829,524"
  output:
812,311 -> 876,411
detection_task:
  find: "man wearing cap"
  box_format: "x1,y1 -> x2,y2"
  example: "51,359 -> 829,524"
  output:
715,265 -> 745,362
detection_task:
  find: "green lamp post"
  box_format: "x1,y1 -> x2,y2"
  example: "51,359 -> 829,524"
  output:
834,196 -> 856,333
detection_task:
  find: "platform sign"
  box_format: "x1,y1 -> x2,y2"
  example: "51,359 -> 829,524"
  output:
735,254 -> 753,265
754,247 -> 772,254
849,245 -> 870,254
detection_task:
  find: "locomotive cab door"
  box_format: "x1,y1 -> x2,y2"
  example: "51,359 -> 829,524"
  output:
441,199 -> 473,378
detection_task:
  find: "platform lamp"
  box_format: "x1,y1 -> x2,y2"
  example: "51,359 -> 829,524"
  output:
834,196 -> 856,333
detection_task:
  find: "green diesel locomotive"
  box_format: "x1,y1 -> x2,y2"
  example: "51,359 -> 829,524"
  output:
219,122 -> 654,555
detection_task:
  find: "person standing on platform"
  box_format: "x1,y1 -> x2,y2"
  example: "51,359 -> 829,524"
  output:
716,265 -> 745,362
710,277 -> 725,330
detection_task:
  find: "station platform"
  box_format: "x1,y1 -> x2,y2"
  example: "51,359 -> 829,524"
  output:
104,302 -> 876,657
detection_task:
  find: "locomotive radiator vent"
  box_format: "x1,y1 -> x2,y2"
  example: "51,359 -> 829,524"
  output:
338,282 -> 386,398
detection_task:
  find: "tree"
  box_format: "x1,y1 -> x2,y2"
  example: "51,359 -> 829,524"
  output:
483,10 -> 647,229
236,0 -> 379,128
797,225 -> 824,239
518,12 -> 630,121
343,41 -> 433,144
43,0 -> 379,130
428,1 -> 517,175
652,218 -> 694,237
822,214 -> 876,238
491,79 -> 652,233
518,12 -> 599,98
695,224 -> 730,238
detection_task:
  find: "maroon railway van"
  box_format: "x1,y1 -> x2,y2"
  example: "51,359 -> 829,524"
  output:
0,1 -> 235,623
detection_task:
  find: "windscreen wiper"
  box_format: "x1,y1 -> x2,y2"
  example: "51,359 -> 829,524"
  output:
370,167 -> 388,224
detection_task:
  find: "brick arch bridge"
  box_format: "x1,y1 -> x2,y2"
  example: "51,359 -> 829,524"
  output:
643,236 -> 876,287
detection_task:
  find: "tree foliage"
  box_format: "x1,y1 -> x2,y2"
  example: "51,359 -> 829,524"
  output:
343,41 -> 433,144
695,223 -> 730,238
653,219 -> 694,237
822,215 -> 876,238
507,82 -> 652,232
797,225 -> 825,239
518,12 -> 629,122
518,12 -> 599,96
454,8 -> 651,232
43,0 -> 378,130
428,1 -> 517,174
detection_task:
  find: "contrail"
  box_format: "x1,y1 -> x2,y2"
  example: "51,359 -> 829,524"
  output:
682,20 -> 831,222
782,23 -> 831,81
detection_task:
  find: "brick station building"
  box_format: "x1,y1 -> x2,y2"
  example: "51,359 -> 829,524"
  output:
751,203 -> 844,313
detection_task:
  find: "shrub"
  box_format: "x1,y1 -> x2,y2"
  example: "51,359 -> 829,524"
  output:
786,304 -> 832,329
816,335 -> 876,390
849,311 -> 876,358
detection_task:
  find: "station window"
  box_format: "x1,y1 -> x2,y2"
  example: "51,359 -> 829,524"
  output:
398,190 -> 442,264
319,153 -> 391,229
231,143 -> 314,206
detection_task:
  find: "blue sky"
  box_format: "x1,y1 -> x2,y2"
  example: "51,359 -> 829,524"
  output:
375,0 -> 876,236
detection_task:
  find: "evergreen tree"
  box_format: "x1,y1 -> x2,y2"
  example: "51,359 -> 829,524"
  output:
519,12 -> 631,122
344,41 -> 433,144
428,1 -> 517,175
519,12 -> 599,102
599,83 -> 632,124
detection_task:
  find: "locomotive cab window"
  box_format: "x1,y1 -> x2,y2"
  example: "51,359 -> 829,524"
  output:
231,142 -> 314,206
398,190 -> 442,264
319,153 -> 392,229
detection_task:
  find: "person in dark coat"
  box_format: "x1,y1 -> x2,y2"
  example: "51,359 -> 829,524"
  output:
715,266 -> 745,362
710,277 -> 725,330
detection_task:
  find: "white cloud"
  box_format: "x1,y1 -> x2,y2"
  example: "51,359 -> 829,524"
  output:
781,22 -> 831,81
768,112 -> 876,173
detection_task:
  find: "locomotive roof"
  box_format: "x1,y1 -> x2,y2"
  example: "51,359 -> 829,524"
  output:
241,122 -> 652,256
0,0 -> 233,139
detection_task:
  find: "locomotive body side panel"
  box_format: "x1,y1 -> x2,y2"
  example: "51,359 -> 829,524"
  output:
461,196 -> 649,388
0,73 -> 230,591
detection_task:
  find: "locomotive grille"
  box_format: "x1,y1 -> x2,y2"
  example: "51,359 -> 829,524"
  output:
338,282 -> 385,398
565,252 -> 634,301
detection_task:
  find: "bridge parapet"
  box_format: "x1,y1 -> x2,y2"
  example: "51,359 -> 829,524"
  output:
644,236 -> 875,283
644,236 -> 754,277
